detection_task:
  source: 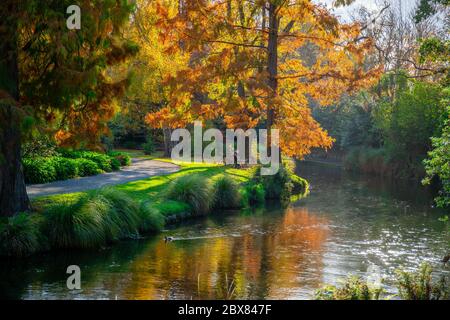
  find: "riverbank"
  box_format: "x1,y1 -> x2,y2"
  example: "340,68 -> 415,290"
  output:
1,159 -> 309,258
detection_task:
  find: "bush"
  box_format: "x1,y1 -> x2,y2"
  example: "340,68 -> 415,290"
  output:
75,158 -> 101,177
53,157 -> 78,180
111,157 -> 121,171
0,213 -> 43,257
142,135 -> 155,155
80,152 -> 113,172
291,174 -> 309,195
23,157 -> 57,184
251,161 -> 307,204
138,202 -> 165,233
165,175 -> 214,216
241,183 -> 265,207
212,175 -> 242,209
315,276 -> 384,300
108,151 -> 132,166
396,263 -> 449,300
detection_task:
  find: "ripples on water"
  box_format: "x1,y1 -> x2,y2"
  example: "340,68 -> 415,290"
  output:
0,162 -> 448,300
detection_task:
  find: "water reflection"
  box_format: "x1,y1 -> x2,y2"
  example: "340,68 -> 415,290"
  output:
0,162 -> 448,300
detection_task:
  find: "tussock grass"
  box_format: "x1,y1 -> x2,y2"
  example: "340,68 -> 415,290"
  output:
93,188 -> 141,238
138,202 -> 165,233
43,197 -> 106,249
212,175 -> 242,209
165,175 -> 214,216
0,213 -> 43,257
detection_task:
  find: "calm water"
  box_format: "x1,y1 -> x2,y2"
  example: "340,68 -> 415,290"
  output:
0,162 -> 448,300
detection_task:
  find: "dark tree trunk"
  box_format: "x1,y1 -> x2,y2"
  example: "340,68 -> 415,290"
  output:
0,0 -> 31,216
162,127 -> 173,157
266,3 -> 279,156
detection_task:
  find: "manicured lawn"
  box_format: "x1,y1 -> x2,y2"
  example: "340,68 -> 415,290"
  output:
32,160 -> 253,216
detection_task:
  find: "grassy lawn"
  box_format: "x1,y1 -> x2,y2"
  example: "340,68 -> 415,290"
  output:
32,160 -> 254,216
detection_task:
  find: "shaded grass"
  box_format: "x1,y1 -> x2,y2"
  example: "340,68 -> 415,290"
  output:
0,213 -> 44,257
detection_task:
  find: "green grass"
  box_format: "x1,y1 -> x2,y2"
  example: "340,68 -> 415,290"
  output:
8,159 -> 306,257
0,213 -> 44,257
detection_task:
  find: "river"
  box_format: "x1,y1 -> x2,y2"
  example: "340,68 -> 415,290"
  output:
0,161 -> 448,299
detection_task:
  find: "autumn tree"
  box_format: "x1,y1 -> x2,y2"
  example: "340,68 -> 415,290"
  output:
0,0 -> 137,216
122,0 -> 188,155
145,0 -> 381,158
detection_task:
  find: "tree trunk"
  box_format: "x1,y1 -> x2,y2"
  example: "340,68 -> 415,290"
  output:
0,0 -> 31,216
162,127 -> 173,157
267,3 -> 278,131
266,3 -> 279,155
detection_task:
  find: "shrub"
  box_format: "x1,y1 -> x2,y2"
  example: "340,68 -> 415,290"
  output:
0,213 -> 43,257
23,157 -> 57,184
212,175 -> 242,209
138,202 -> 165,233
291,174 -> 309,195
75,158 -> 101,177
108,151 -> 132,166
315,276 -> 384,300
80,152 -> 113,172
43,197 -> 107,249
252,162 -> 306,204
53,157 -> 78,180
142,135 -> 155,155
241,183 -> 265,207
165,175 -> 213,216
395,263 -> 449,300
111,157 -> 121,171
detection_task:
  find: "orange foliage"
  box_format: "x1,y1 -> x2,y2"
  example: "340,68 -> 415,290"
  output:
145,0 -> 382,158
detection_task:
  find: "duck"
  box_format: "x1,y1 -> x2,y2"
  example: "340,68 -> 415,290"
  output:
442,254 -> 450,265
164,236 -> 174,243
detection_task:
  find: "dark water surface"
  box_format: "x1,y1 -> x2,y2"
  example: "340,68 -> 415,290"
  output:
1,162 -> 448,299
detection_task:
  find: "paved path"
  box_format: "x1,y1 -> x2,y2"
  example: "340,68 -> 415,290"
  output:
26,159 -> 180,198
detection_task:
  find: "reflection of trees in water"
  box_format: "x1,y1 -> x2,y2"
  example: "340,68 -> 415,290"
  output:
118,207 -> 330,299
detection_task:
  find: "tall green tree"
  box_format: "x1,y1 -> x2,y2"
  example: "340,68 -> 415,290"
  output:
0,0 -> 137,216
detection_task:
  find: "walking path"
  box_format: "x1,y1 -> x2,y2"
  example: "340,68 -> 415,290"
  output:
26,158 -> 180,198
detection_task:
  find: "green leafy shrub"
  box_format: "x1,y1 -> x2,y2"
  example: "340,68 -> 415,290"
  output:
291,174 -> 309,195
315,276 -> 384,300
0,213 -> 43,257
53,157 -> 78,180
80,152 -> 113,172
142,135 -> 155,155
241,183 -> 265,207
251,161 -> 307,204
138,202 -> 165,233
75,158 -> 101,176
396,263 -> 449,300
165,175 -> 213,216
111,157 -> 121,171
23,157 -> 57,184
212,175 -> 242,209
108,151 -> 132,166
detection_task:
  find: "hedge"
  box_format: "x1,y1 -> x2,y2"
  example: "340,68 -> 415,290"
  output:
23,150 -> 131,184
